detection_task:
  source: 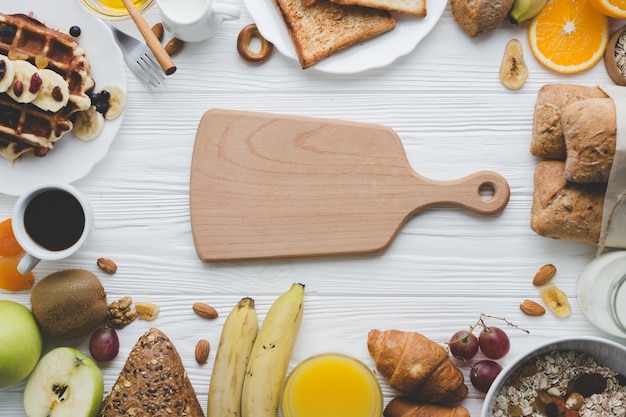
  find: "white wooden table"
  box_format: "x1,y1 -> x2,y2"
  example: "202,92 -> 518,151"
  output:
1,2 -> 625,416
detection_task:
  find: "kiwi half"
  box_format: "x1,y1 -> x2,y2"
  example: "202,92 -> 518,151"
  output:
31,269 -> 108,340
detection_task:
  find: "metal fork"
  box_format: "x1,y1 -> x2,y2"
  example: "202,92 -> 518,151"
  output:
106,23 -> 165,87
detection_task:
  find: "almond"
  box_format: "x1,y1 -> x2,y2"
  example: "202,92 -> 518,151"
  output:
533,263 -> 557,286
193,302 -> 218,319
151,22 -> 164,42
195,339 -> 210,365
164,37 -> 184,56
520,299 -> 546,316
97,257 -> 117,274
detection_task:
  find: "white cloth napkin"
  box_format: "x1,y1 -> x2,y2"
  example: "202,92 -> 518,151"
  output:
599,84 -> 626,251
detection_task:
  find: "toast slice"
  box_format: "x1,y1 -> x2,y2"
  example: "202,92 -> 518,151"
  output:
331,0 -> 427,17
273,0 -> 396,69
98,328 -> 205,417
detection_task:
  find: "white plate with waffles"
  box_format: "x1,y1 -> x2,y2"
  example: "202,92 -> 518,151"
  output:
0,0 -> 126,196
243,0 -> 446,74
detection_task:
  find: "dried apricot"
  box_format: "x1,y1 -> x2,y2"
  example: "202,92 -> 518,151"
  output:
0,256 -> 34,291
0,218 -> 23,257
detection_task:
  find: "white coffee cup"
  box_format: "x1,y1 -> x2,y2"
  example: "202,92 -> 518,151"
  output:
12,184 -> 93,275
156,0 -> 240,43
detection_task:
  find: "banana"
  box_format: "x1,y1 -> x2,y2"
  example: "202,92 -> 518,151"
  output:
540,283 -> 571,318
508,0 -> 548,24
32,68 -> 70,113
208,297 -> 258,417
73,106 -> 105,140
499,39 -> 528,90
6,60 -> 41,104
100,85 -> 126,120
241,283 -> 305,417
0,54 -> 15,93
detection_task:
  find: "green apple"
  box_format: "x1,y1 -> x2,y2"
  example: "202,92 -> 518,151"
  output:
0,300 -> 42,388
23,347 -> 104,417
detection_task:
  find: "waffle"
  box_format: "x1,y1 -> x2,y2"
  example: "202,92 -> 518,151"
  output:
0,12 -> 96,160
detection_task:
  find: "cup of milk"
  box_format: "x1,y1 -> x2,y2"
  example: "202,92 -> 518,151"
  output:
156,0 -> 240,42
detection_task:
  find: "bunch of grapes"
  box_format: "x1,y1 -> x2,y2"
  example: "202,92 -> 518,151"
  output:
447,314 -> 524,393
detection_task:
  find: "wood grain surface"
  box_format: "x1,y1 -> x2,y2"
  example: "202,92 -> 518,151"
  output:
190,109 -> 509,261
0,2 -> 624,417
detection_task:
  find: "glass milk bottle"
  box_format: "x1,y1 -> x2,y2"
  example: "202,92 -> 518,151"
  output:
577,251 -> 626,338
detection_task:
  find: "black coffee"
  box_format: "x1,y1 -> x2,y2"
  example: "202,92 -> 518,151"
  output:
23,190 -> 85,251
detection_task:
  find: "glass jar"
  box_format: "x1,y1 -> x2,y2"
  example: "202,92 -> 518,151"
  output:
577,251 -> 626,337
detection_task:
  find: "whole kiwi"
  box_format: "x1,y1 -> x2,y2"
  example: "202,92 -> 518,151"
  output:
30,269 -> 108,340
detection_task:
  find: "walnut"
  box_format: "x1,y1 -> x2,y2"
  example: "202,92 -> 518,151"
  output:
107,296 -> 138,329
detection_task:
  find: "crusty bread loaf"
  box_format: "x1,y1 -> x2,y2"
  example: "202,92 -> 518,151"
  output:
449,0 -> 515,37
530,160 -> 606,245
330,0 -> 426,17
98,328 -> 205,417
273,0 -> 396,69
531,84 -> 609,160
562,98 -> 616,184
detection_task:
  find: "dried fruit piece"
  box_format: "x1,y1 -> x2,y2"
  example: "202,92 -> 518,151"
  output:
97,258 -> 117,274
195,339 -> 210,365
499,38 -> 528,90
520,299 -> 546,316
193,302 -> 218,319
574,373 -> 608,397
540,283 -> 571,318
0,218 -> 23,257
135,302 -> 160,320
0,256 -> 34,291
533,263 -> 556,286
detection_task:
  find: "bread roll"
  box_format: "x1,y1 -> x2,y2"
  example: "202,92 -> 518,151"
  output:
531,84 -> 608,160
530,160 -> 606,245
449,0 -> 515,37
562,98 -> 617,183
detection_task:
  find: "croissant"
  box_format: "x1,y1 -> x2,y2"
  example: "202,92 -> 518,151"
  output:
367,329 -> 468,403
384,396 -> 470,417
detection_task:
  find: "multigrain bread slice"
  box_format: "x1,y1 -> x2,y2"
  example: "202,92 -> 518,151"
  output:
330,0 -> 426,17
274,0 -> 396,69
98,328 -> 205,417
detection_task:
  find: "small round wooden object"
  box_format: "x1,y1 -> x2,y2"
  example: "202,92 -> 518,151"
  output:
237,24 -> 273,63
604,25 -> 626,86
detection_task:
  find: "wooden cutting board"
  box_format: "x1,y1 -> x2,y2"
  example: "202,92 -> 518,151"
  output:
190,109 -> 510,262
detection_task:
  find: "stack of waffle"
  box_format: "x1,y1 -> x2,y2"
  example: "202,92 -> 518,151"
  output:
0,12 -> 95,160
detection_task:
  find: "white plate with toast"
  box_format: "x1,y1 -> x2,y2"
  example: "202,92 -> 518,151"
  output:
0,0 -> 126,196
244,0 -> 446,74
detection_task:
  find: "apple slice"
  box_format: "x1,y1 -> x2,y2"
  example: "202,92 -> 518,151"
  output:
23,347 -> 104,417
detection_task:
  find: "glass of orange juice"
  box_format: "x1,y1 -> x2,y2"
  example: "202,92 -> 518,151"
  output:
76,0 -> 155,19
282,354 -> 383,417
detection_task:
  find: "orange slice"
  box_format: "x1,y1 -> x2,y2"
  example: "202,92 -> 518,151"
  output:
588,0 -> 626,18
0,256 -> 34,292
0,218 -> 23,258
529,0 -> 610,73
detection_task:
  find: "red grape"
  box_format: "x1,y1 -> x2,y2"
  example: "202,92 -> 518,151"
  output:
470,360 -> 503,393
478,326 -> 510,359
448,330 -> 479,359
89,327 -> 120,362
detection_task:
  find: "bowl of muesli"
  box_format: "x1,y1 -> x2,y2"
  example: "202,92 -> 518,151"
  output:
482,336 -> 626,417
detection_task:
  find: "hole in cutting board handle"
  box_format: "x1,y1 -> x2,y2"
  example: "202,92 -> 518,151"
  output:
479,182 -> 496,201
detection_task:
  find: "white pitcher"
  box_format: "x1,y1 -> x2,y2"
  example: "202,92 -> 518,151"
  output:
156,0 -> 240,42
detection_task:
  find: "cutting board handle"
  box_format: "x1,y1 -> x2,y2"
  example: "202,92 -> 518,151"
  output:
417,170 -> 510,216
